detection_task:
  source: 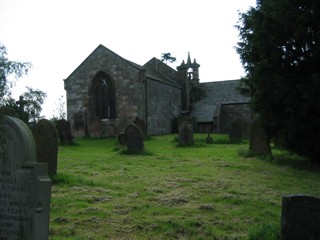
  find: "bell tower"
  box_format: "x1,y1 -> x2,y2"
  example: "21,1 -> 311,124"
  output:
177,52 -> 201,113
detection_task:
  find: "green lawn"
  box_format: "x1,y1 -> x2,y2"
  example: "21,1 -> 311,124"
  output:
49,134 -> 320,240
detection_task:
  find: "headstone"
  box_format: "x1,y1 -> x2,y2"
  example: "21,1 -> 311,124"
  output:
133,116 -> 146,137
124,124 -> 144,153
32,119 -> 58,176
89,116 -> 101,138
229,119 -> 242,143
118,133 -> 126,146
177,116 -> 194,146
249,119 -> 271,155
281,194 -> 320,240
56,119 -> 73,145
0,115 -> 51,240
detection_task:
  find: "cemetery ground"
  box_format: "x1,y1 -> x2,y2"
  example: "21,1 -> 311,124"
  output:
50,134 -> 320,240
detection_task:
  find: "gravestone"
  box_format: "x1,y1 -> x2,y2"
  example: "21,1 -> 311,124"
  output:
281,194 -> 320,240
56,119 -> 73,145
125,124 -> 144,153
249,119 -> 271,155
32,119 -> 58,176
229,119 -> 242,143
133,116 -> 146,137
0,115 -> 51,240
177,116 -> 194,146
89,116 -> 101,138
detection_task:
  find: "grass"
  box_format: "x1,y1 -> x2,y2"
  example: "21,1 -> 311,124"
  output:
49,134 -> 320,239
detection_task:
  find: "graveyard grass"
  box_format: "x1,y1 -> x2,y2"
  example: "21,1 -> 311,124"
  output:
49,134 -> 320,240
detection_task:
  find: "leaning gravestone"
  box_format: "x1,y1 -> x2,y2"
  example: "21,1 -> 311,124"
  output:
0,115 -> 51,240
281,194 -> 320,240
32,119 -> 58,176
177,116 -> 194,146
249,119 -> 271,155
125,124 -> 144,153
229,119 -> 242,143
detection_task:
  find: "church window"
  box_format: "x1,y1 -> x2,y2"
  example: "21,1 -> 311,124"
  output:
94,74 -> 116,119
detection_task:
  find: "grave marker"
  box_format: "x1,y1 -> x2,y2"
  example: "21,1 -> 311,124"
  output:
281,194 -> 320,240
32,119 -> 58,176
125,124 -> 144,153
178,116 -> 194,146
0,115 -> 51,240
56,119 -> 73,145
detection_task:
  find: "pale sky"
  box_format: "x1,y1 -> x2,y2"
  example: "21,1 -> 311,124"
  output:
0,0 -> 256,118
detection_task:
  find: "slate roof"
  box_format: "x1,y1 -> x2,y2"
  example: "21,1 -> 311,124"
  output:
192,80 -> 250,122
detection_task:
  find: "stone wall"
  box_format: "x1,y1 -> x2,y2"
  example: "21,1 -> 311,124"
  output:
146,78 -> 181,135
64,45 -> 146,137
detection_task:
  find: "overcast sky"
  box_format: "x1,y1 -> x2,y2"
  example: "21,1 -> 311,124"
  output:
0,0 -> 256,118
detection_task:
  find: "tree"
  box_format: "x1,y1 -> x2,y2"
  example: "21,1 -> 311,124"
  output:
236,0 -> 320,161
161,53 -> 176,64
22,87 -> 47,123
0,42 -> 32,103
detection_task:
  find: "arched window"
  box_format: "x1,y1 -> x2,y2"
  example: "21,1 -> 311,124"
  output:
93,73 -> 116,119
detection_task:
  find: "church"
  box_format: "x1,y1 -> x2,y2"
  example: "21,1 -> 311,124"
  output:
64,44 -> 252,137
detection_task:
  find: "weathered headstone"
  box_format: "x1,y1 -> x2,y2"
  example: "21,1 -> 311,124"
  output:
177,116 -> 194,146
249,119 -> 271,155
133,116 -> 146,137
56,119 -> 73,145
281,194 -> 320,240
125,124 -> 144,153
32,119 -> 58,176
89,116 -> 101,138
0,115 -> 51,240
229,119 -> 242,143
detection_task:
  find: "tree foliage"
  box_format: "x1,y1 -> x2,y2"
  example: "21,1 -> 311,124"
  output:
236,0 -> 320,161
22,87 -> 47,122
161,53 -> 176,64
0,42 -> 32,102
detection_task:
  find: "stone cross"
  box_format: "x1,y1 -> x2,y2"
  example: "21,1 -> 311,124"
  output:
15,95 -> 28,120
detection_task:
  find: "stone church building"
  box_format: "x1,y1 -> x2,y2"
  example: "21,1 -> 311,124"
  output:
64,44 -> 252,137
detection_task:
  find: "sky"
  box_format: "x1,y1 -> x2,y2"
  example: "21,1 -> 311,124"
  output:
0,0 -> 256,118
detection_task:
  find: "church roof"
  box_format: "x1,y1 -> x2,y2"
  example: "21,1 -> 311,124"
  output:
143,57 -> 178,80
65,45 -> 179,88
192,80 -> 250,122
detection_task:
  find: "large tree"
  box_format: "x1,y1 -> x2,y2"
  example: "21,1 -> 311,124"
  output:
0,42 -> 32,102
236,0 -> 320,161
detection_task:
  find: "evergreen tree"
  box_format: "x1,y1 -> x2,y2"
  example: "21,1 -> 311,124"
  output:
236,0 -> 320,162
